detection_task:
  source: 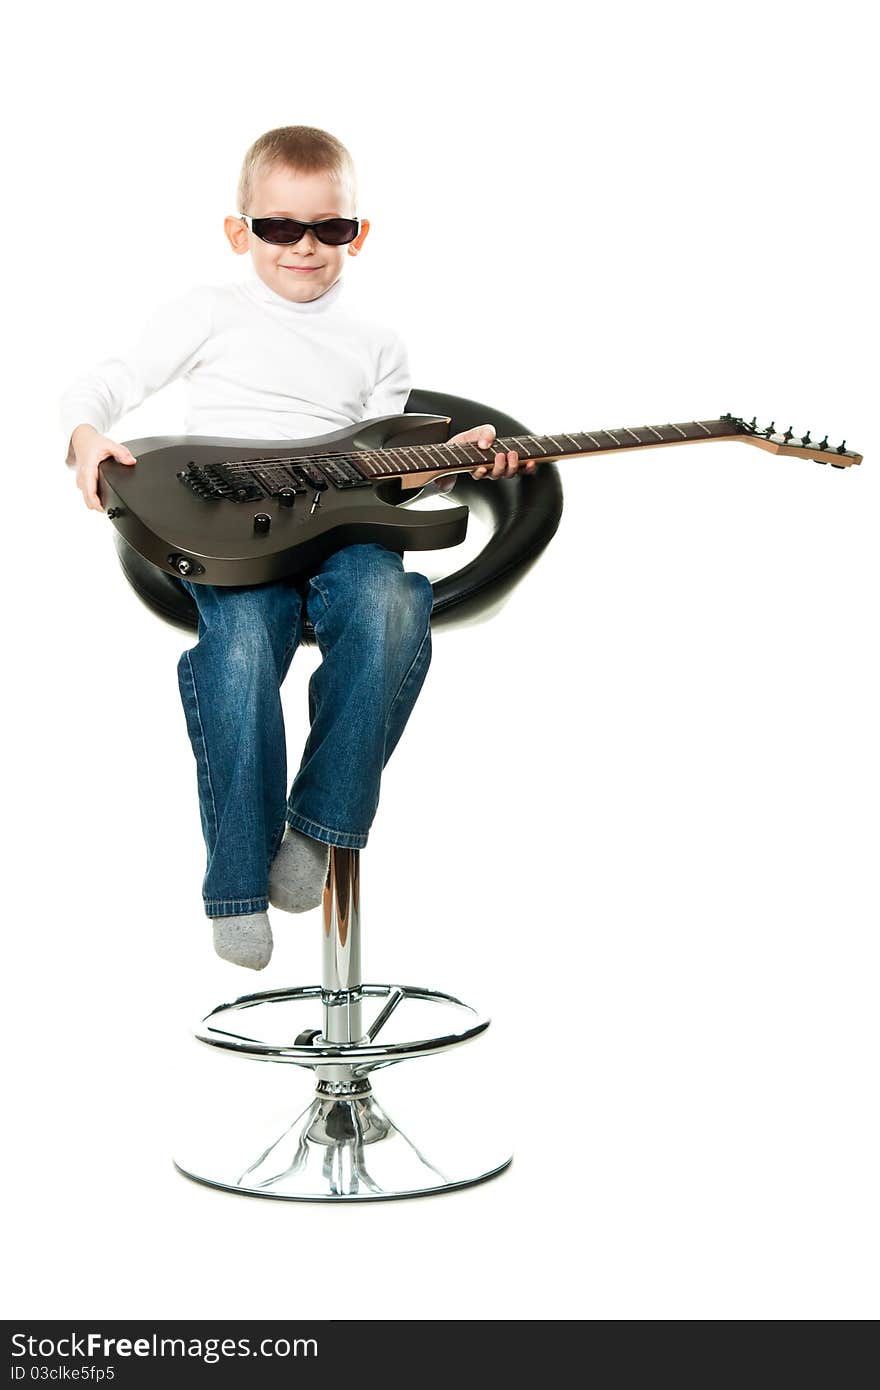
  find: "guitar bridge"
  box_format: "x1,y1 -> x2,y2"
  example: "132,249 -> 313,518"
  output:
177,461 -> 264,501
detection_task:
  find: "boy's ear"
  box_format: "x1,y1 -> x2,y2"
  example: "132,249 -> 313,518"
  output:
224,215 -> 250,255
348,218 -> 370,255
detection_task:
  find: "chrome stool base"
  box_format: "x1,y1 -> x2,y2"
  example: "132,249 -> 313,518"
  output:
173,846 -> 512,1201
173,1071 -> 512,1201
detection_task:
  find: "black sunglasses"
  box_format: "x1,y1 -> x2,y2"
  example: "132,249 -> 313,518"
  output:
239,214 -> 360,247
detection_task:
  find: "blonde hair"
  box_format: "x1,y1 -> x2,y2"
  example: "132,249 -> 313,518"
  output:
236,125 -> 358,215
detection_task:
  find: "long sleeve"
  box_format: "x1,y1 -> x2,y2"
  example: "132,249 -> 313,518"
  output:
58,285 -> 214,466
361,331 -> 456,495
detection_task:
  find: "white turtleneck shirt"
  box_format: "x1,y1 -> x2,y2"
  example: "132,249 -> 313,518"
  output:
58,268 -> 456,493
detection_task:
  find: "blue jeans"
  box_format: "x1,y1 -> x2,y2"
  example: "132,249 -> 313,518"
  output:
176,543 -> 434,919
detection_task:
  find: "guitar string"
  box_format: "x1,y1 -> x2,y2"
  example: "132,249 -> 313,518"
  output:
188,422 -> 733,478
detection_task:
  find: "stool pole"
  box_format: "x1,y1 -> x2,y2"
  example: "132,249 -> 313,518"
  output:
321,846 -> 363,1046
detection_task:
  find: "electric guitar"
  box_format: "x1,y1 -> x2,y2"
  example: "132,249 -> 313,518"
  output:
97,411 -> 862,586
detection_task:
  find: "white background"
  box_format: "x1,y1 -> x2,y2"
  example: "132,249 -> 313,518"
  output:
4,0 -> 877,1321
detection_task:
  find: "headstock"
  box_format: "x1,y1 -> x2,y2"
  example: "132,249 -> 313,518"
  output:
722,414 -> 862,467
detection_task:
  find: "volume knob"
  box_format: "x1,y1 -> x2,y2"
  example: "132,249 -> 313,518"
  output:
253,513 -> 271,534
278,489 -> 296,508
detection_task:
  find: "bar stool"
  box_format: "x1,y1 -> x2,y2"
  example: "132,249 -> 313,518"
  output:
115,389 -> 564,1200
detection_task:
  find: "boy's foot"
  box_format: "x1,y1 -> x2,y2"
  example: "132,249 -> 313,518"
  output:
211,911 -> 273,970
268,827 -> 331,913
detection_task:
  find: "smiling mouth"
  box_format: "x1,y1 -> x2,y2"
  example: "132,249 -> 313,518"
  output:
282,265 -> 322,271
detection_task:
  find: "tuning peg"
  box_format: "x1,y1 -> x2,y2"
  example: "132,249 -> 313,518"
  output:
783,426 -> 794,442
748,416 -> 757,431
817,435 -> 829,450
766,421 -> 776,435
837,440 -> 847,454
801,430 -> 811,445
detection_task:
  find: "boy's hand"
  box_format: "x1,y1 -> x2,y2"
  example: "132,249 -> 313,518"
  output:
448,424 -> 536,480
70,426 -> 137,511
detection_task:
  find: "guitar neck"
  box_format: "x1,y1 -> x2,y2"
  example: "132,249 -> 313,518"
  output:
357,415 -> 752,484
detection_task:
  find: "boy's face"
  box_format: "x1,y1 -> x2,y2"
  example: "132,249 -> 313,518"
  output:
224,165 -> 370,304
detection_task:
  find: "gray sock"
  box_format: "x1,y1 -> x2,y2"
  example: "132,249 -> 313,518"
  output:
268,827 -> 331,913
211,911 -> 273,970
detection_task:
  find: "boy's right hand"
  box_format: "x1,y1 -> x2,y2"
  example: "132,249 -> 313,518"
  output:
70,425 -> 137,511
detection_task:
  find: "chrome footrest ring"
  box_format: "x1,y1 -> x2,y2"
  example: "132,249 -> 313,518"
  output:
193,982 -> 490,1071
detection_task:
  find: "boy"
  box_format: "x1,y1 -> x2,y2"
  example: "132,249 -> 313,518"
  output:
60,124 -> 534,970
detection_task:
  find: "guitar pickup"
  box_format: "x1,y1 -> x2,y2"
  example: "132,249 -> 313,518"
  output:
293,459 -> 371,490
295,462 -> 330,489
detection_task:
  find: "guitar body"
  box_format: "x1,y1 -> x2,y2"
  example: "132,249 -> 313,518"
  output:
97,414 -> 470,586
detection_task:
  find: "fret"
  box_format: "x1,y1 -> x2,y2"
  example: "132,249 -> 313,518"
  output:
400,447 -> 426,472
468,438 -> 526,464
640,427 -> 668,446
563,433 -> 595,451
421,443 -> 449,471
669,423 -> 688,438
695,420 -> 712,435
619,427 -> 657,447
544,435 -> 568,451
606,429 -> 623,445
378,447 -> 411,473
437,441 -> 467,463
590,431 -> 623,450
447,442 -> 482,465
377,445 -> 423,474
351,452 -> 379,479
363,449 -> 397,475
518,434 -> 552,455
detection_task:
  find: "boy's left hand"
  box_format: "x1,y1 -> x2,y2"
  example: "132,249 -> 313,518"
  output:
448,424 -> 536,480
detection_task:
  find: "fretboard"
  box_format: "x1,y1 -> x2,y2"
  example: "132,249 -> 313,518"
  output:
350,416 -> 743,483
